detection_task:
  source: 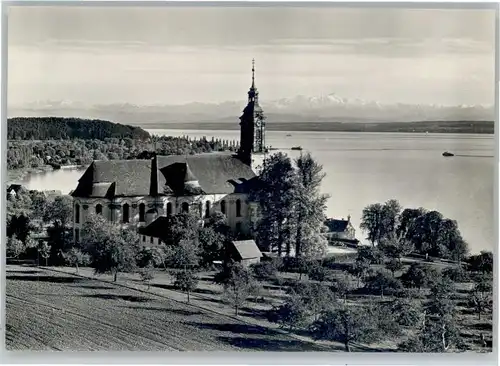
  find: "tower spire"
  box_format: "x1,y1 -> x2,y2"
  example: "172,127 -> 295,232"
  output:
251,58 -> 255,89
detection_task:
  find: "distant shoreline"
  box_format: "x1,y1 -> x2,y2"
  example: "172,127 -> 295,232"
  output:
139,120 -> 494,134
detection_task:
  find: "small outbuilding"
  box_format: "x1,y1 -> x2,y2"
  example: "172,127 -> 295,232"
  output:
228,239 -> 262,267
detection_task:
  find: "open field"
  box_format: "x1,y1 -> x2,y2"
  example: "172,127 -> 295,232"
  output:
5,265 -> 325,351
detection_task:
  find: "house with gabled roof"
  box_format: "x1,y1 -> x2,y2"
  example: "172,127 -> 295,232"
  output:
228,239 -> 263,267
324,216 -> 359,246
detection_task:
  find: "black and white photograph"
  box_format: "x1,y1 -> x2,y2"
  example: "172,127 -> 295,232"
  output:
4,3 -> 496,353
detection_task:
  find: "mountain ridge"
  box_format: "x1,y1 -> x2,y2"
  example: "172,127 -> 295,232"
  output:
9,93 -> 494,125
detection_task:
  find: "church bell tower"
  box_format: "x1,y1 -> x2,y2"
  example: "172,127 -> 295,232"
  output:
238,59 -> 266,166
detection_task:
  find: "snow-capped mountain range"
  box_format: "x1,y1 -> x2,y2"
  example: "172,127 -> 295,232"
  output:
8,93 -> 494,125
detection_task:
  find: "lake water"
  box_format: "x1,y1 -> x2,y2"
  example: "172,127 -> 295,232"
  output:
18,129 -> 496,253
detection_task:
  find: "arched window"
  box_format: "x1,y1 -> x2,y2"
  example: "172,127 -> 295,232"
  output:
205,201 -> 210,218
167,202 -> 172,216
75,203 -> 80,224
122,203 -> 130,223
236,199 -> 242,217
220,200 -> 226,215
95,204 -> 102,215
198,202 -> 203,217
139,203 -> 145,222
182,202 -> 189,213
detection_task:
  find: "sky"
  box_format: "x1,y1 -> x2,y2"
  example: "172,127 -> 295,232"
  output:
7,6 -> 497,107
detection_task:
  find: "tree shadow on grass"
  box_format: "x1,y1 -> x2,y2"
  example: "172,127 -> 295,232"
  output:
76,285 -> 116,290
80,294 -> 151,303
152,283 -> 219,296
470,322 -> 493,331
6,270 -> 40,275
217,336 -> 327,352
122,306 -> 202,316
193,288 -> 220,295
6,275 -> 82,284
185,322 -> 277,336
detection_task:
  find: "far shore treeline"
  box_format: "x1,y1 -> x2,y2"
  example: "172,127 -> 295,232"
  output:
8,117 -> 151,140
7,117 -> 239,171
8,117 -> 495,138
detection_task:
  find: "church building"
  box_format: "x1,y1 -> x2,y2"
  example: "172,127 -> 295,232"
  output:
71,61 -> 267,244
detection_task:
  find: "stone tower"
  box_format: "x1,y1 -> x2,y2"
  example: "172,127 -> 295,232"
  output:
238,59 -> 266,166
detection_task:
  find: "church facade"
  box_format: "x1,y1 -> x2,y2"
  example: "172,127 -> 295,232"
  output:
71,61 -> 266,244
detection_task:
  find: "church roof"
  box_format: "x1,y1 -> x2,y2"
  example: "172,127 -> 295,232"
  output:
71,152 -> 257,198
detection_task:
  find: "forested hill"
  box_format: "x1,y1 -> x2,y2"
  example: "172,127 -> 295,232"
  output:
8,117 -> 150,140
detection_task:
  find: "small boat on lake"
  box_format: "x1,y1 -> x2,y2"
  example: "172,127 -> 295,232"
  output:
286,134 -> 292,137
442,151 -> 454,157
291,146 -> 303,151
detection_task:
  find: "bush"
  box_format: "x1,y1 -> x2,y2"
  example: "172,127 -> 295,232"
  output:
308,264 -> 328,282
251,261 -> 278,280
442,265 -> 469,283
268,296 -> 309,330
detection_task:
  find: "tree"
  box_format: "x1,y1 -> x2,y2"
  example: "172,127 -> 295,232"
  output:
468,251 -> 493,274
360,200 -> 401,246
42,195 -> 73,228
401,263 -> 438,291
173,269 -> 198,303
7,214 -> 33,244
162,213 -> 200,247
268,295 -> 309,330
204,211 -> 231,236
220,263 -> 260,316
38,241 -> 51,266
290,282 -> 335,321
468,273 -> 493,320
311,305 -> 381,352
385,258 -> 404,277
360,203 -> 384,246
396,207 -> 426,239
387,298 -> 423,327
82,214 -> 139,281
401,286 -> 463,353
365,269 -> 402,298
331,273 -> 356,303
198,226 -> 226,268
378,232 -> 414,262
442,265 -> 469,283
381,199 -> 402,237
251,260 -> 278,281
164,239 -> 201,269
468,289 -> 492,321
63,247 -> 90,273
250,153 -> 298,256
356,246 -> 384,264
307,263 -> 328,282
348,258 -> 371,287
6,235 -> 25,259
293,153 -> 329,258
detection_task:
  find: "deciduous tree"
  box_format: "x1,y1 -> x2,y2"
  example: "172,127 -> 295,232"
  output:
311,304 -> 381,352
220,263 -> 260,316
250,153 -> 298,256
173,268 -> 198,303
293,153 -> 329,258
